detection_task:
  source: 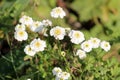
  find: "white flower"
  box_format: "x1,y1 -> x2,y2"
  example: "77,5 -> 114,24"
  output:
52,67 -> 62,76
68,30 -> 85,44
89,37 -> 101,48
24,45 -> 36,56
76,49 -> 86,59
81,41 -> 92,52
50,7 -> 66,18
19,15 -> 33,26
15,24 -> 26,31
100,41 -> 111,52
27,79 -> 31,80
14,30 -> 28,41
42,19 -> 52,26
50,26 -> 66,40
60,72 -> 70,80
30,38 -> 46,52
30,21 -> 43,32
56,72 -> 70,80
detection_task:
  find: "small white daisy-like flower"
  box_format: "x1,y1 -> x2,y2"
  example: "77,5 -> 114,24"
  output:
50,26 -> 66,40
15,24 -> 26,31
81,41 -> 92,52
100,41 -> 111,52
76,49 -> 86,59
24,45 -> 36,56
56,72 -> 70,80
50,7 -> 66,18
14,30 -> 28,41
68,30 -> 85,44
60,72 -> 70,80
89,37 -> 101,48
19,15 -> 33,26
30,38 -> 46,52
30,21 -> 43,32
52,67 -> 62,76
42,19 -> 52,26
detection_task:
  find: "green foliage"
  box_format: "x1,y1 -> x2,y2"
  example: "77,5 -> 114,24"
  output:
0,0 -> 30,24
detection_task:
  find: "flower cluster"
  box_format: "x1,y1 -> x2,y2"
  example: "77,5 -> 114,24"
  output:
76,37 -> 111,59
52,67 -> 70,80
14,16 -> 51,56
14,15 -> 52,41
24,38 -> 46,56
14,7 -> 111,79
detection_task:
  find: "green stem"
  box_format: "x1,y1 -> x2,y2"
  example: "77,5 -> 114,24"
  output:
63,57 -> 76,80
10,50 -> 19,79
0,54 -> 12,62
6,33 -> 19,79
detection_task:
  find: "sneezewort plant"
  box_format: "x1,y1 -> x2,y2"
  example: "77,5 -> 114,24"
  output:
13,7 -> 115,80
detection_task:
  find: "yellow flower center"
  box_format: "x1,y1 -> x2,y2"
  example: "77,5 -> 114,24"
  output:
25,17 -> 29,21
85,44 -> 89,48
92,39 -> 97,43
55,8 -> 61,14
35,42 -> 41,47
104,43 -> 108,47
56,69 -> 61,73
64,72 -> 67,76
18,25 -> 22,28
54,29 -> 61,35
74,33 -> 80,38
35,23 -> 39,27
18,31 -> 24,36
28,47 -> 31,51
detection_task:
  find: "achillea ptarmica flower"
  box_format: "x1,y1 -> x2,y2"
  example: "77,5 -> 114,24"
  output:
30,38 -> 46,52
50,26 -> 66,40
50,7 -> 66,18
14,30 -> 28,41
24,45 -> 36,56
19,15 -> 33,26
56,72 -> 70,80
52,67 -> 62,76
42,19 -> 52,27
68,30 -> 85,44
76,49 -> 86,59
81,41 -> 92,52
89,37 -> 101,48
15,24 -> 26,31
30,21 -> 43,32
52,67 -> 70,80
100,41 -> 111,52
